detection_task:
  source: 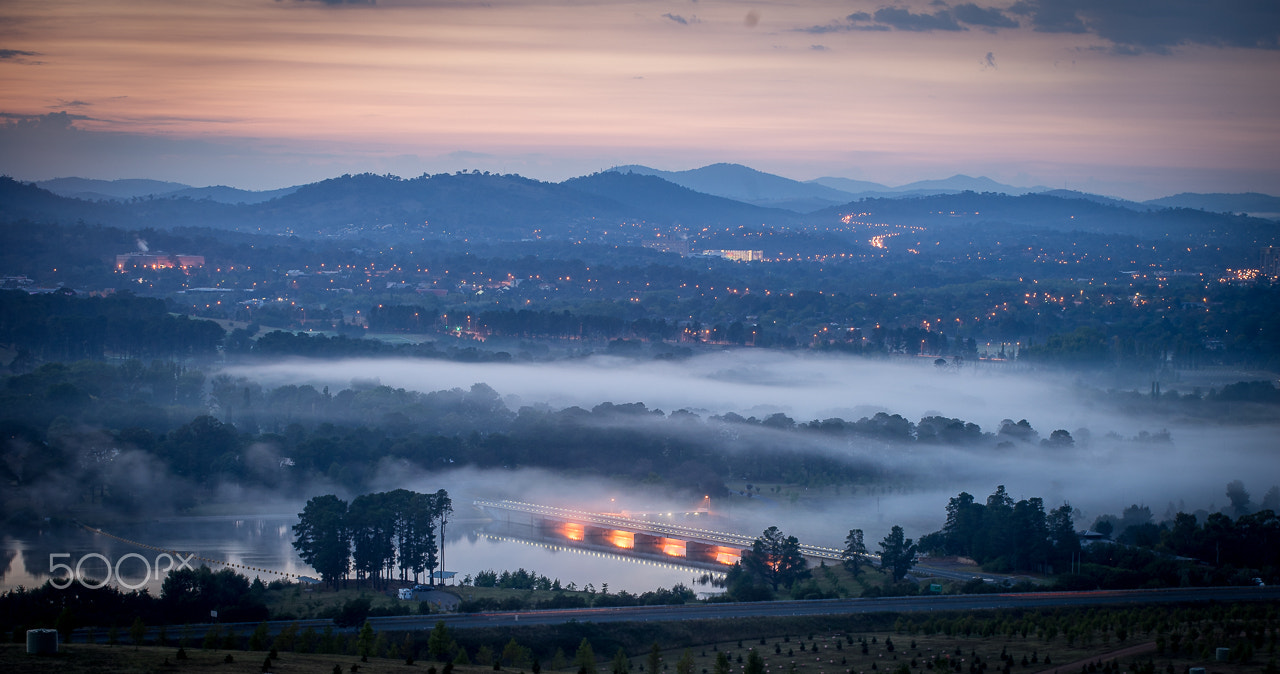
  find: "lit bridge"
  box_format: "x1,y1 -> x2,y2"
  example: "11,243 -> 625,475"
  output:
474,499 -> 845,568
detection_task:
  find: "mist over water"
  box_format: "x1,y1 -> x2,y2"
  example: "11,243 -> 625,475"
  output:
226,351 -> 1088,430
222,351 -> 1280,543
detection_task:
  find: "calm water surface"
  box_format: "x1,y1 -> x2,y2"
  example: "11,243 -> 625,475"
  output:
1,515 -> 718,596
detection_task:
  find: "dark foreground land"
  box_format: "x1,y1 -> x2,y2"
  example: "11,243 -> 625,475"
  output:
18,592 -> 1280,674
5,618 -> 1271,674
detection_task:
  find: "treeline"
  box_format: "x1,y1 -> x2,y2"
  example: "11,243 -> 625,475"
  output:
0,566 -> 274,639
917,486 -> 1080,574
292,489 -> 452,591
473,309 -> 683,342
242,329 -> 514,363
460,570 -> 697,612
1076,511 -> 1280,586
0,289 -> 223,361
912,484 -> 1280,588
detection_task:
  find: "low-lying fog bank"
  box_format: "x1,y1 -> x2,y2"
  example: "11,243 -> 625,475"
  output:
224,351 -> 1116,431
213,351 -> 1279,543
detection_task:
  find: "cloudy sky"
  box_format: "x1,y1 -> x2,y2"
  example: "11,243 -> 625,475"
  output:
1,0 -> 1277,199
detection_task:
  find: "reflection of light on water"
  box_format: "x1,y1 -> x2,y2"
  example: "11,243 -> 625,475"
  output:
562,523 -> 584,541
478,534 -> 723,579
610,531 -> 634,549
714,547 -> 741,565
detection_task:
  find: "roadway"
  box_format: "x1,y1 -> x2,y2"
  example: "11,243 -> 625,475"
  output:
379,585 -> 1280,630
86,586 -> 1280,643
476,499 -> 850,561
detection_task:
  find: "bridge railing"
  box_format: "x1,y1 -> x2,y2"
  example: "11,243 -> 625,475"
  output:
475,499 -> 859,562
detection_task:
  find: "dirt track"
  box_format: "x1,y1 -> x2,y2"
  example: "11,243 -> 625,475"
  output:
1037,641 -> 1157,674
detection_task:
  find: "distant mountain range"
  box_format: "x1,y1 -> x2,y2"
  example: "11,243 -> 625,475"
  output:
606,164 -> 1280,220
35,177 -> 300,204
1145,192 -> 1280,218
609,164 -> 1053,212
3,165 -> 1275,245
608,163 -> 860,212
24,165 -> 1280,219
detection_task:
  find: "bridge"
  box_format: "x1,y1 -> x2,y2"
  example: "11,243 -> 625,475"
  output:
474,499 -> 848,568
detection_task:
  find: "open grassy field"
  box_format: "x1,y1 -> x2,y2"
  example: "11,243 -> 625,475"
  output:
9,606 -> 1276,674
3,641 -> 453,673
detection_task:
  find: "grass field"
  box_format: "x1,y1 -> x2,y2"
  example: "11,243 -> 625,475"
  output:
8,613 -> 1275,674
4,641 -> 449,673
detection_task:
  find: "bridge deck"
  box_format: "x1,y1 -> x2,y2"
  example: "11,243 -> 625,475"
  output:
476,499 -> 848,561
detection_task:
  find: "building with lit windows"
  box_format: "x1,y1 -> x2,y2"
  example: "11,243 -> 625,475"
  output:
115,252 -> 205,270
701,249 -> 765,262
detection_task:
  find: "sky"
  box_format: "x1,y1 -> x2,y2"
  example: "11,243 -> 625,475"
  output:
1,0 -> 1278,200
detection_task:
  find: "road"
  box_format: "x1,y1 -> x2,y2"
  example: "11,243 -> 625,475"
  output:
477,499 -> 851,561
86,585 -> 1280,643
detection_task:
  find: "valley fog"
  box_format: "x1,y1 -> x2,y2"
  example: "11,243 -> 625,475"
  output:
223,351 -> 1280,543
226,351 -> 1119,433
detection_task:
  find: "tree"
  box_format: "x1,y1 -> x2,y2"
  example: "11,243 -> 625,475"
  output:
357,620 -> 375,661
248,621 -> 270,651
130,616 -> 145,650
676,650 -> 695,674
573,638 -> 597,674
612,647 -> 631,674
1011,497 -> 1049,571
404,633 -> 417,665
979,486 -> 1015,562
745,649 -> 765,674
878,525 -> 917,582
842,529 -> 867,577
741,526 -> 809,590
428,620 -> 454,661
941,492 -> 983,558
1047,503 -> 1080,571
400,490 -> 438,584
647,643 -> 661,674
349,492 -> 396,588
503,638 -> 532,669
1042,429 -> 1074,448
55,607 -> 76,641
292,494 -> 350,590
714,651 -> 731,674
1227,480 -> 1253,516
1261,485 -> 1280,512
434,489 -> 453,584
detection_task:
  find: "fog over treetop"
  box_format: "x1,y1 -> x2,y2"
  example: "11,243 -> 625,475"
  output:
220,350 -> 1280,537
224,351 -> 1094,432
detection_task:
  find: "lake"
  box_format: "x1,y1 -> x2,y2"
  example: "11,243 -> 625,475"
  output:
0,513 -> 721,597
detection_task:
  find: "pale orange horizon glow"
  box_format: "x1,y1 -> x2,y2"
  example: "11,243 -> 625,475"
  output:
2,0 -> 1277,197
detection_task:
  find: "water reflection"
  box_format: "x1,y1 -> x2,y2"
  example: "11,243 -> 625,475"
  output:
1,514 -> 717,596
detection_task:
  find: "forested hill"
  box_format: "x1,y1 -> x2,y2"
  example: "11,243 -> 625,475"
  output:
0,172 -> 798,239
562,171 -> 803,225
3,173 -> 1273,246
814,191 -> 1279,243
